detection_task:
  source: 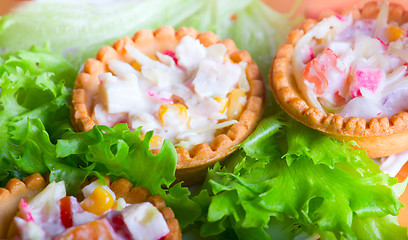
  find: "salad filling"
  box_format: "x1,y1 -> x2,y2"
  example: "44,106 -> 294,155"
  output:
12,180 -> 170,240
91,35 -> 249,150
292,2 -> 408,120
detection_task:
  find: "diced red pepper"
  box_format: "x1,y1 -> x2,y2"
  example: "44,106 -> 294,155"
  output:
303,48 -> 340,95
349,66 -> 383,98
404,63 -> 408,77
60,196 -> 83,229
60,197 -> 73,228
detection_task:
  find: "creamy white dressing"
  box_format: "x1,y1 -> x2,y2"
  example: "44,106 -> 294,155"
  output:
93,36 -> 249,149
293,3 -> 408,120
380,150 -> 408,177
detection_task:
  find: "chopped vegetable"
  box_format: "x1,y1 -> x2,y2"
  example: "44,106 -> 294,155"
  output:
226,88 -> 247,120
158,104 -> 188,127
80,186 -> 114,215
191,117 -> 408,239
214,97 -> 228,113
105,211 -> 133,239
386,25 -> 405,42
60,197 -> 74,228
0,1 -> 406,240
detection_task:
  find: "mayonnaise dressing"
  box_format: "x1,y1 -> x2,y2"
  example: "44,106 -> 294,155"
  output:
380,149 -> 408,177
293,3 -> 408,120
93,36 -> 249,149
14,180 -> 169,240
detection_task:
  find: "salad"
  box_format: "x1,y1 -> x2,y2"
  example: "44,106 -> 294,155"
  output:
70,25 -> 265,185
75,34 -> 251,150
0,0 -> 407,239
10,179 -> 175,240
293,2 -> 408,119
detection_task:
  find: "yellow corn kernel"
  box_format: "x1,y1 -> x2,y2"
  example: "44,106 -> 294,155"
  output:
314,28 -> 335,44
214,97 -> 228,113
81,186 -> 114,215
140,134 -> 163,149
223,56 -> 233,63
149,135 -> 163,149
386,25 -> 405,42
112,201 -> 119,211
158,104 -> 187,126
132,60 -> 142,71
148,55 -> 159,61
226,89 -> 246,120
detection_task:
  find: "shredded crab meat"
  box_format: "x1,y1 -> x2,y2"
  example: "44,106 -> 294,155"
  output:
292,2 -> 408,120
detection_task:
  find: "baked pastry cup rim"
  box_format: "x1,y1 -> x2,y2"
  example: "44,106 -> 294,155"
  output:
0,173 -> 181,239
269,1 -> 408,158
71,26 -> 265,183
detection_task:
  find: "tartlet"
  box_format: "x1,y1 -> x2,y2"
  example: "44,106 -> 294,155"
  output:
0,173 -> 181,239
270,1 -> 408,158
71,26 -> 265,184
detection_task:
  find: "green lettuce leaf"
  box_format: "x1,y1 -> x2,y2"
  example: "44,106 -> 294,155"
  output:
194,117 -> 407,239
56,124 -> 177,194
0,45 -> 76,184
0,0 -> 297,75
0,1 -> 406,239
0,47 -> 200,227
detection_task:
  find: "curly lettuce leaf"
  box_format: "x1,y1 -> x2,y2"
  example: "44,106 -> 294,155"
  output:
195,117 -> 407,239
0,2 -> 406,239
56,124 -> 177,194
55,124 -> 201,227
0,46 -> 76,183
0,47 -> 200,228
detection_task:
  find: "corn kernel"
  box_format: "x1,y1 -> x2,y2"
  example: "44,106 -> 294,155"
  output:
158,104 -> 187,126
214,97 -> 228,113
132,60 -> 142,71
81,186 -> 114,215
140,134 -> 163,149
148,55 -> 159,61
149,135 -> 163,149
386,25 -> 405,42
227,89 -> 246,120
223,56 -> 233,63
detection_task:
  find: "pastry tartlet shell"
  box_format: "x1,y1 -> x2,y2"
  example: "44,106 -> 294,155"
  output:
270,1 -> 408,158
0,173 -> 181,240
71,26 -> 265,185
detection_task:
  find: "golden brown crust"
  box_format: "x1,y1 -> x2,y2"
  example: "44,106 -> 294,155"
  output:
1,174 -> 181,240
0,173 -> 47,238
270,1 -> 408,158
71,26 -> 265,185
